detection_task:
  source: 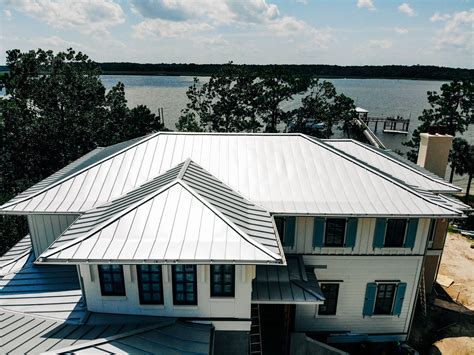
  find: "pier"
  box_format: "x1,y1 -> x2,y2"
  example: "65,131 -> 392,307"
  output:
355,107 -> 410,135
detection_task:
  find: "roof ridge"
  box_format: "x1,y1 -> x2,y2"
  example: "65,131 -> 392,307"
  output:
1,132 -> 161,210
301,134 -> 461,215
347,139 -> 459,191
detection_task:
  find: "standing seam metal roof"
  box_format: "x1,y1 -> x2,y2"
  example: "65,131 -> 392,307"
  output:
0,132 -> 462,217
324,139 -> 461,193
39,159 -> 284,264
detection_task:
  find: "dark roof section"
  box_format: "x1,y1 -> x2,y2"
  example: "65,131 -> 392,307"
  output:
252,255 -> 325,304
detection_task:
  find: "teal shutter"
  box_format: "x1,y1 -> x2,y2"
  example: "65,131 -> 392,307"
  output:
373,218 -> 386,249
345,218 -> 358,249
284,216 -> 296,247
393,282 -> 407,316
363,283 -> 377,317
312,217 -> 325,248
404,219 -> 418,249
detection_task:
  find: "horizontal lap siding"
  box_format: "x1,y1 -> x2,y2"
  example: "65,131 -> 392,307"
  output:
295,255 -> 422,336
285,217 -> 430,256
28,214 -> 79,256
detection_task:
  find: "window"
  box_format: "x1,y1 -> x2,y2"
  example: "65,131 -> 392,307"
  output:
374,283 -> 396,315
137,265 -> 163,305
274,216 -> 295,247
98,265 -> 125,296
324,219 -> 346,247
319,283 -> 339,315
428,219 -> 437,248
384,219 -> 407,247
211,265 -> 235,297
172,265 -> 197,305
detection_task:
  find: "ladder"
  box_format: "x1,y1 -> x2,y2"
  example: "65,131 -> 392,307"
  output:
250,304 -> 263,355
419,267 -> 427,318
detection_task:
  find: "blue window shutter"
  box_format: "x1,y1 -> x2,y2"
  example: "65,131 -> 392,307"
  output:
345,218 -> 358,249
284,216 -> 296,247
404,219 -> 418,249
363,283 -> 377,317
393,282 -> 407,316
373,218 -> 386,249
312,217 -> 325,248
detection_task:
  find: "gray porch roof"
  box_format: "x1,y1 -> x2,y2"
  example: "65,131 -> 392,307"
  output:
252,255 -> 325,304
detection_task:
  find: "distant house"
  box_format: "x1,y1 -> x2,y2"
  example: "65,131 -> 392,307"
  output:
0,132 -> 467,354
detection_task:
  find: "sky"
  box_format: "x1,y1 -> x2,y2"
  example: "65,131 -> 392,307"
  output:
0,0 -> 472,67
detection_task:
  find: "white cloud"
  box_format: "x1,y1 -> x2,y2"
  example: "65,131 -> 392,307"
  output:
130,0 -> 278,25
357,0 -> 375,11
132,19 -> 213,39
4,9 -> 12,17
398,3 -> 415,17
269,16 -> 331,48
394,27 -> 408,34
433,10 -> 474,51
430,12 -> 451,22
368,39 -> 392,49
3,0 -> 125,35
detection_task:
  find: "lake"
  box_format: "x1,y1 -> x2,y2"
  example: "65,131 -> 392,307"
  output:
100,75 -> 473,154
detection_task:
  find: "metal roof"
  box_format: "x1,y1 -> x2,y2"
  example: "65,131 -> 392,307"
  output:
252,256 -> 325,304
325,139 -> 461,193
0,132 -> 462,217
0,235 -> 31,276
0,310 -> 212,354
39,160 -> 284,265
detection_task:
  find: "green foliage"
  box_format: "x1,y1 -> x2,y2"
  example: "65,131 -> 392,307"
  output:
0,48 -> 163,253
404,80 -> 473,162
177,64 -> 262,132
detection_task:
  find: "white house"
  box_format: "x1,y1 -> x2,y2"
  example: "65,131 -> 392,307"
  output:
0,132 -> 466,354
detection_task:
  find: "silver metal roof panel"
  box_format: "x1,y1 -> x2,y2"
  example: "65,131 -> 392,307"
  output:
39,160 -> 284,264
1,133 -> 462,217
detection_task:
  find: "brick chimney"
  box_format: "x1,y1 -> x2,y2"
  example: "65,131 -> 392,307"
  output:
417,133 -> 453,178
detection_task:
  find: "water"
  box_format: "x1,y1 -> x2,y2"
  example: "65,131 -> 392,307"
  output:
100,75 -> 474,153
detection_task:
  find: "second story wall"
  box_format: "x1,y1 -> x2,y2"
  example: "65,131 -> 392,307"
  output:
27,214 -> 79,257
282,217 -> 431,256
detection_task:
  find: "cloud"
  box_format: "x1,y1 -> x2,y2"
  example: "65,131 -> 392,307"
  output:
130,0 -> 278,25
132,19 -> 213,39
433,10 -> 474,51
398,3 -> 415,17
368,39 -> 392,49
269,16 -> 331,48
2,0 -> 125,35
357,0 -> 375,11
430,12 -> 451,22
394,27 -> 408,34
4,9 -> 12,17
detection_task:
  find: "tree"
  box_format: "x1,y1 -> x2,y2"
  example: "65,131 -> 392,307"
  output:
404,80 -> 473,162
0,48 -> 163,253
256,69 -> 311,132
177,63 -> 261,132
448,138 -> 469,183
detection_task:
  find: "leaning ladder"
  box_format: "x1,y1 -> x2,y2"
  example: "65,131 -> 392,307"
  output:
419,267 -> 427,318
250,304 -> 263,355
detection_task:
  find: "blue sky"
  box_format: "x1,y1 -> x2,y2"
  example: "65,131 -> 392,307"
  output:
0,0 -> 472,67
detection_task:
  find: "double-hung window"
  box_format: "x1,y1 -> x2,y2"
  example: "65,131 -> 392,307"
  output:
172,265 -> 197,305
211,265 -> 235,297
137,265 -> 164,305
374,283 -> 396,315
318,283 -> 339,315
324,219 -> 346,247
98,265 -> 125,296
384,219 -> 407,247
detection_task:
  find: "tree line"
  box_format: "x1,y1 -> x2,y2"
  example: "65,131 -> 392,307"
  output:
95,63 -> 474,81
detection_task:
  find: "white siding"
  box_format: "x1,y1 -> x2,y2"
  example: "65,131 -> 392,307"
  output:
27,214 -> 79,256
80,264 -> 255,331
295,255 -> 423,337
284,217 -> 430,255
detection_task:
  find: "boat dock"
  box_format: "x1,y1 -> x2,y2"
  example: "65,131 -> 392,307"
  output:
355,107 -> 410,135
